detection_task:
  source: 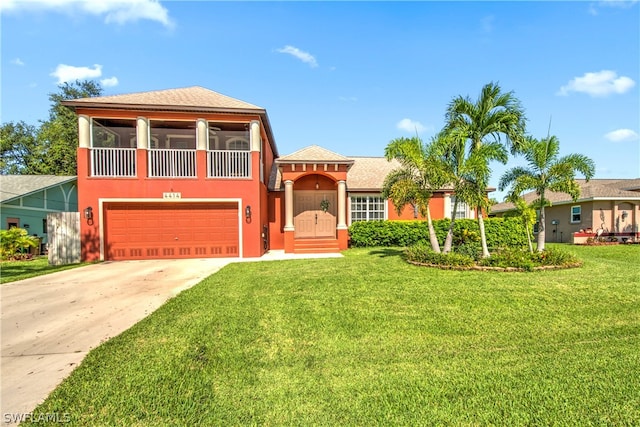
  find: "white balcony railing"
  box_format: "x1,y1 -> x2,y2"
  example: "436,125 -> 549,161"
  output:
148,149 -> 197,178
88,148 -> 251,179
91,148 -> 137,177
207,150 -> 251,178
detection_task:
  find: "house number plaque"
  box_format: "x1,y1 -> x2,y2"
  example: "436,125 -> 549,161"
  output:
163,192 -> 182,199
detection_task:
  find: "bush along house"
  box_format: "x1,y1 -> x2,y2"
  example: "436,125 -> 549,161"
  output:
64,86 -> 478,261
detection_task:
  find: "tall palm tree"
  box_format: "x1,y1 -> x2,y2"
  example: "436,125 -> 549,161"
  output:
445,82 -> 527,257
383,136 -> 445,252
498,135 -> 595,251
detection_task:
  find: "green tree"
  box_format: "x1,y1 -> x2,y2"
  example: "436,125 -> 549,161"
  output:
383,136 -> 446,253
0,121 -> 39,174
498,135 -> 595,251
36,80 -> 103,175
445,82 -> 527,257
0,80 -> 102,175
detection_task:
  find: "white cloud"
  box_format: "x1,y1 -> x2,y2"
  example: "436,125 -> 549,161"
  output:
1,0 -> 174,28
11,58 -> 25,66
557,70 -> 636,97
276,45 -> 318,68
604,128 -> 639,142
51,64 -> 103,84
101,76 -> 119,87
397,118 -> 427,134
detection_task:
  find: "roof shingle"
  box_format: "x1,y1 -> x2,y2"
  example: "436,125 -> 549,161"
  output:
63,86 -> 263,111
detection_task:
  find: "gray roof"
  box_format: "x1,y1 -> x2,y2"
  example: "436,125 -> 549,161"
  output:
491,178 -> 640,213
269,155 -> 397,191
0,175 -> 77,203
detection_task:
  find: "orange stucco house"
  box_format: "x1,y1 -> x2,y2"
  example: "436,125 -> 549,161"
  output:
64,86 -> 475,261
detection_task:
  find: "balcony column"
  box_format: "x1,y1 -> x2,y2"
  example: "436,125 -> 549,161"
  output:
197,119 -> 208,150
250,120 -> 261,152
78,115 -> 90,148
337,180 -> 347,229
284,180 -> 294,231
136,117 -> 148,149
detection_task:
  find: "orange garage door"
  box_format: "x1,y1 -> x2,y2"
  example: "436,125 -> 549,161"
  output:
104,202 -> 239,260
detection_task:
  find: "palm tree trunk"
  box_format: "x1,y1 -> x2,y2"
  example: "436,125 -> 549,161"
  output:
478,206 -> 490,258
443,197 -> 459,253
525,223 -> 533,253
537,206 -> 546,252
426,206 -> 441,253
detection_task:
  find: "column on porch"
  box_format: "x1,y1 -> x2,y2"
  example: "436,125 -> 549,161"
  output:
337,179 -> 349,250
77,115 -> 91,176
136,117 -> 149,177
196,118 -> 208,179
284,179 -> 295,252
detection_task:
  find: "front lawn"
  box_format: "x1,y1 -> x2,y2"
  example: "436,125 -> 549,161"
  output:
35,245 -> 640,425
0,256 -> 87,284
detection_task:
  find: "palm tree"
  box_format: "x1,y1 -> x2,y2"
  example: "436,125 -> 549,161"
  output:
498,135 -> 595,251
445,82 -> 527,257
383,136 -> 445,253
431,129 -> 507,253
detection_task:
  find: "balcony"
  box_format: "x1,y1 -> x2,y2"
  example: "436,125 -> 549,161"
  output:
88,148 -> 251,179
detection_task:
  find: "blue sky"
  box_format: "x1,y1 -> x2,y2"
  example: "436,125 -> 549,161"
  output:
2,0 -> 638,200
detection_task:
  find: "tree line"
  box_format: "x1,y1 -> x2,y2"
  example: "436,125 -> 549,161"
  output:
1,80 -> 102,175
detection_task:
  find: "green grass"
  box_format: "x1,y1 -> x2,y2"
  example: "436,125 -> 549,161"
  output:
34,245 -> 640,425
0,256 -> 87,284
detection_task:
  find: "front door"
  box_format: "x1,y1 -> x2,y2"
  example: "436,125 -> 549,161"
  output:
294,191 -> 337,238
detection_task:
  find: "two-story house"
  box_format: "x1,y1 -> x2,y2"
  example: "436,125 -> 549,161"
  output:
64,86 -> 475,261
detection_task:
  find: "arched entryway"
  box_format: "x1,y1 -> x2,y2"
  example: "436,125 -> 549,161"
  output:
293,175 -> 337,238
275,145 -> 353,253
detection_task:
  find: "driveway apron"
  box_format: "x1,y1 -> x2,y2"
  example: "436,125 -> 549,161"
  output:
1,258 -> 233,423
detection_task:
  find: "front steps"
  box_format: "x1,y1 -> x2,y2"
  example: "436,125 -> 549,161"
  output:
293,237 -> 341,254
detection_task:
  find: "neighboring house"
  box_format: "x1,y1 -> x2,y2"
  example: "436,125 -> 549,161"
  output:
62,86 -> 477,261
0,175 -> 78,248
491,179 -> 640,243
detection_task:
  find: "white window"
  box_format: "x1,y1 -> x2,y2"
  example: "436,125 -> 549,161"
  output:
350,195 -> 386,223
571,205 -> 581,223
451,196 -> 469,219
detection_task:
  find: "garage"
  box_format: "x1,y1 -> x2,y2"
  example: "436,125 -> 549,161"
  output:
103,202 -> 240,260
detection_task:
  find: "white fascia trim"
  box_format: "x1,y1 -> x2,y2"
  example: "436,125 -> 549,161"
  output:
98,197 -> 243,261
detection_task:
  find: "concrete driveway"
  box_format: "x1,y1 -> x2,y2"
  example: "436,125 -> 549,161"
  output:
1,257 -> 235,423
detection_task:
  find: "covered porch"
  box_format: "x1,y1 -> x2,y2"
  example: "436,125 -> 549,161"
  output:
275,146 -> 354,254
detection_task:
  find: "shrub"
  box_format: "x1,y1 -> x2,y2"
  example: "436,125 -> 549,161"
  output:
349,218 -> 528,249
405,241 -> 475,267
536,248 -> 580,267
479,247 -> 581,271
454,242 -> 481,261
0,228 -> 38,261
479,247 -> 537,271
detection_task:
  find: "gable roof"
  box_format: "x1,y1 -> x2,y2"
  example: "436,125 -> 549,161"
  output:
276,145 -> 353,163
0,175 -> 77,203
491,178 -> 640,213
62,86 -> 263,111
